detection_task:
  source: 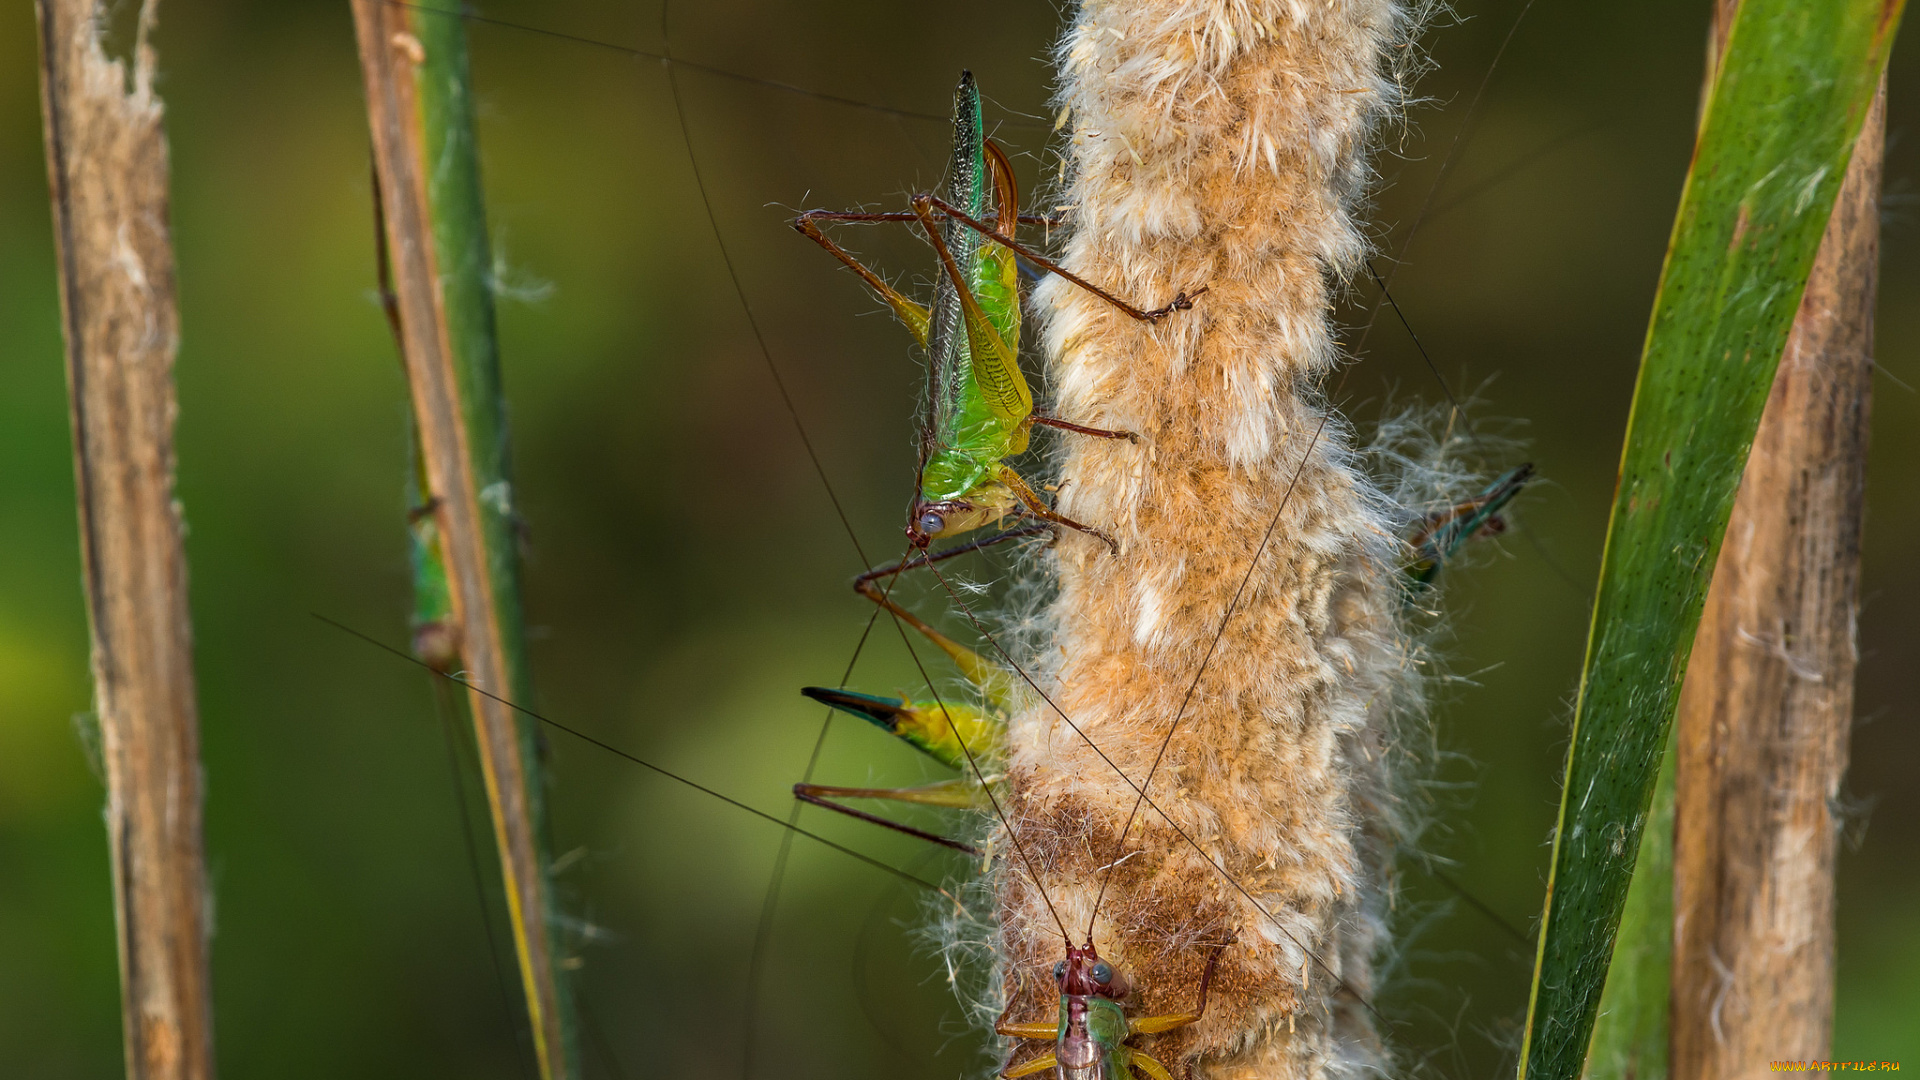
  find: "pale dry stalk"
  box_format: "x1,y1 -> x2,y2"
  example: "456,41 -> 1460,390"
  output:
1670,2 -> 1884,1069
996,2 -> 1414,1077
34,0 -> 215,1076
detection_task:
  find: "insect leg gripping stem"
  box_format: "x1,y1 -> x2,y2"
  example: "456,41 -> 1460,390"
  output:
1128,941 -> 1228,1036
996,467 -> 1119,554
915,193 -> 1208,323
851,527 -> 1050,690
1031,413 -> 1140,442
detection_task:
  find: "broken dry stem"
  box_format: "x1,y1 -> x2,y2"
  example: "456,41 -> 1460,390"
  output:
34,1 -> 215,1077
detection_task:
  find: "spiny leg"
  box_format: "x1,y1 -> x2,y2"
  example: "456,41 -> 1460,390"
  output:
791,210 -> 933,346
996,1020 -> 1063,1040
790,783 -> 981,855
853,526 -> 1050,692
1126,941 -> 1228,1036
995,1016 -> 1063,1079
997,467 -> 1119,555
792,778 -> 977,810
916,191 -> 1207,323
1031,413 -> 1139,442
1126,1049 -> 1178,1080
798,143 -> 1201,332
791,195 -> 1054,346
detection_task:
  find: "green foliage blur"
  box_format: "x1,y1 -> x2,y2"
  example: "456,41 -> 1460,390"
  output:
0,2 -> 1913,1077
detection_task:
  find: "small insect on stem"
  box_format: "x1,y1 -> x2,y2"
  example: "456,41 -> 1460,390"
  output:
997,938 -> 1231,1080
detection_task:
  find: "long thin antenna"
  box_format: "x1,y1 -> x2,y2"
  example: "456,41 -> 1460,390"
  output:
877,547 -> 1075,947
1089,416 -> 1330,920
742,601 -> 885,1073
660,45 -> 870,572
1353,0 -> 1539,355
318,614 -> 950,899
387,0 -> 1052,128
919,549 -> 1388,1027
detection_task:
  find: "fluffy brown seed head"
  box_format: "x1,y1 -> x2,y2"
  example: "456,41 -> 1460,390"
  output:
991,2 -> 1418,1076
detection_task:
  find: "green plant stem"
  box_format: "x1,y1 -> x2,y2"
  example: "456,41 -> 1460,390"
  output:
1517,3 -> 1902,1078
1583,737 -> 1674,1080
351,3 -> 578,1077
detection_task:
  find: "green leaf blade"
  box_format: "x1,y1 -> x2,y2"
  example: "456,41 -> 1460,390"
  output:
1518,3 -> 1903,1078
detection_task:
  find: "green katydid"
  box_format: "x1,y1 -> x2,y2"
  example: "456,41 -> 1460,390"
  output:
793,71 -> 1204,556
782,70 -> 1188,852
787,75 -> 1533,860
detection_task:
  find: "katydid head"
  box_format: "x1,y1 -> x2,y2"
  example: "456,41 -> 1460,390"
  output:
912,455 -> 1019,547
1052,941 -> 1131,1001
905,495 -> 1010,548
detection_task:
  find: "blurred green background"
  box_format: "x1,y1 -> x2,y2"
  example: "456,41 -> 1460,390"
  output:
1,1 -> 1913,1077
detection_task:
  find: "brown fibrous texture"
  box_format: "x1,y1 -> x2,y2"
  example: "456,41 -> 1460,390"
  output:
988,2 -> 1417,1077
37,1 -> 215,1077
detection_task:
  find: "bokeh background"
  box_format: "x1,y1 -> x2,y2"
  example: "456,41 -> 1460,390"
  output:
1,1 -> 1914,1077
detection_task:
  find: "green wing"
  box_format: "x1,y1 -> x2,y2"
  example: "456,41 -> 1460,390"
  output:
928,72 -> 1032,449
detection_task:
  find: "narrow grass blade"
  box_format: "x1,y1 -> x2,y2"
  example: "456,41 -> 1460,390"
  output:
1517,3 -> 1903,1078
351,4 -> 579,1076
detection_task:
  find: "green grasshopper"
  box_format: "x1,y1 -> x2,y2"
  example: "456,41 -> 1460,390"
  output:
793,71 -> 1203,555
785,71 -> 1192,848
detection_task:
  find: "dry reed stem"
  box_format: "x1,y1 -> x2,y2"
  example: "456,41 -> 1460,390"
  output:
350,5 -> 573,1076
1671,1 -> 1884,1064
994,2 -> 1415,1077
34,1 -> 215,1076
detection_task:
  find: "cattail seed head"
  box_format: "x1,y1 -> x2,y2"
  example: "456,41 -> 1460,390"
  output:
988,2 -> 1422,1077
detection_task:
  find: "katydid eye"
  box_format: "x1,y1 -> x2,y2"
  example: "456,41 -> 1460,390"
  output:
1091,963 -> 1113,985
1053,961 -> 1067,982
916,511 -> 944,536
